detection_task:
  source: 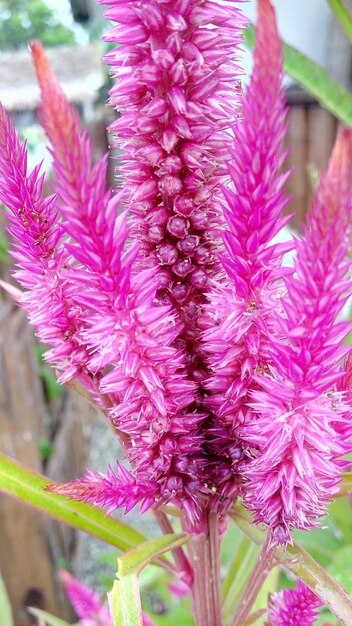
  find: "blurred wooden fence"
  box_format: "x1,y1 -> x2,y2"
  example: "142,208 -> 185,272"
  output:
0,302 -> 97,625
284,89 -> 338,228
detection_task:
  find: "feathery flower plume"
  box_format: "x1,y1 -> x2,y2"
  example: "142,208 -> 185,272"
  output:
268,580 -> 322,626
29,45 -> 212,520
242,127 -> 352,544
200,0 -> 292,507
0,103 -> 93,386
60,570 -> 112,626
102,0 -> 247,365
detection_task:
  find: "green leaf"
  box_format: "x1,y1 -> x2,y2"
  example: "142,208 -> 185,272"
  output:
27,607 -> 73,626
222,535 -> 260,623
244,24 -> 352,127
0,454 -> 146,552
118,534 -> 188,577
327,0 -> 352,41
109,534 -> 188,626
109,577 -> 143,626
0,570 -> 13,626
329,496 -> 352,542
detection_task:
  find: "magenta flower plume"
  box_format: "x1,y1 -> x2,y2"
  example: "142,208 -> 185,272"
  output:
102,0 -> 247,361
200,0 -> 291,505
268,580 -> 322,626
242,127 -> 352,544
2,48 -> 204,520
0,103 -> 94,385
60,570 -> 112,626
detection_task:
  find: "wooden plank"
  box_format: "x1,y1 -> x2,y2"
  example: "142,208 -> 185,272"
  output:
284,104 -> 309,228
307,106 -> 337,191
0,304 -> 70,624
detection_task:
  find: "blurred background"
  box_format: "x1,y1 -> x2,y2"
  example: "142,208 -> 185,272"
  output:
0,1 -> 351,624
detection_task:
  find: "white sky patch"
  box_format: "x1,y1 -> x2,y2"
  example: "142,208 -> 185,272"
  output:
238,0 -> 332,82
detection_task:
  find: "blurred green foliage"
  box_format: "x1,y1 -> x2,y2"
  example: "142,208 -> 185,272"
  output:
0,0 -> 76,50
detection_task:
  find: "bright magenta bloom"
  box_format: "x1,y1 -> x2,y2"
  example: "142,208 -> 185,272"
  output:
60,570 -> 112,626
200,0 -> 292,507
102,0 -> 246,355
268,580 -> 322,626
242,128 -> 352,544
1,0 -> 352,543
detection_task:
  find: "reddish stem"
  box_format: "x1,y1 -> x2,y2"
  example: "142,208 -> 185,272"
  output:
153,509 -> 193,587
190,510 -> 223,626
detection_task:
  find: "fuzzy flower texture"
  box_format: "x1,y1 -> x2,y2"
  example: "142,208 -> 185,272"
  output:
0,0 -> 352,547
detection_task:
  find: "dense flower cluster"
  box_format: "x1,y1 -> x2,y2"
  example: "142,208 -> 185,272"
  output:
268,580 -> 322,626
0,0 -> 351,547
242,128 -> 352,544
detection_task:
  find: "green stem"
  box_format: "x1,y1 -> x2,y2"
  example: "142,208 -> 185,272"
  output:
229,506 -> 352,625
230,537 -> 276,626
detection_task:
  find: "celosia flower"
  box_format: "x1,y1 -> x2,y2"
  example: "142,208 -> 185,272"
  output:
27,44 -> 208,522
99,0 -> 252,518
268,580 -> 322,626
1,0 -> 352,547
200,0 -> 292,508
0,102 -> 93,386
242,127 -> 352,544
102,0 -> 247,355
60,570 -> 112,626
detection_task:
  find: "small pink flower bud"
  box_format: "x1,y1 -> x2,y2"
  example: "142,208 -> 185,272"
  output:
167,215 -> 189,238
158,174 -> 183,196
157,243 -> 178,265
173,259 -> 193,277
177,235 -> 199,255
174,195 -> 195,216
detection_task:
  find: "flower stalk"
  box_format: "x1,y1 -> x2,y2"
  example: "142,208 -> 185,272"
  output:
189,510 -> 222,626
230,537 -> 277,626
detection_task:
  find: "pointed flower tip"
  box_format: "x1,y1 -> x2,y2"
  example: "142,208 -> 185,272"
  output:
329,127 -> 352,176
30,40 -> 51,85
256,0 -> 282,77
257,0 -> 279,35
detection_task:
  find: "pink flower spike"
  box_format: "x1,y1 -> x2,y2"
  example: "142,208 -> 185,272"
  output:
60,570 -> 112,626
242,126 -> 352,544
201,0 -> 291,509
268,580 -> 322,626
0,103 -> 92,385
103,0 -> 247,361
47,463 -> 158,515
30,41 -> 116,277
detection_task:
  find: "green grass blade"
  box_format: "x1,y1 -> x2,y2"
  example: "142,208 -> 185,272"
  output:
0,454 -> 146,551
0,570 -> 13,626
244,24 -> 352,127
109,577 -> 143,626
27,608 -> 73,626
222,536 -> 260,622
327,0 -> 352,41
